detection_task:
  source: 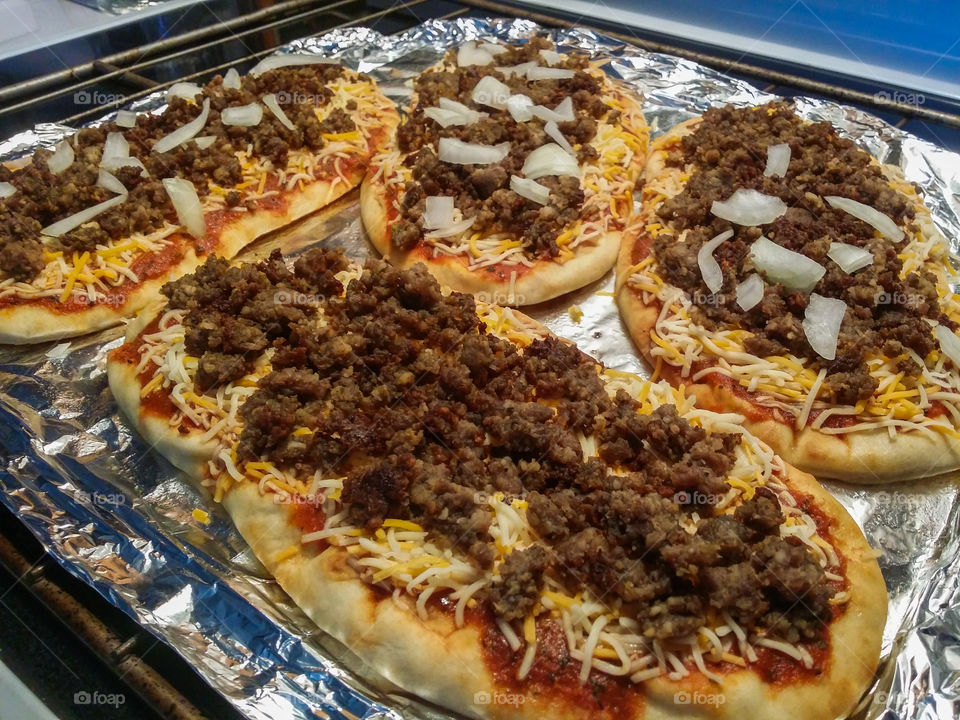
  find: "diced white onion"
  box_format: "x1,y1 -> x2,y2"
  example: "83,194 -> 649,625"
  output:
221,102 -> 263,127
711,188 -> 788,226
102,132 -> 129,165
41,194 -> 126,237
825,195 -> 905,242
424,216 -> 475,239
153,98 -> 210,153
698,229 -> 733,293
736,273 -> 765,311
544,120 -> 574,155
96,168 -> 127,195
496,62 -> 537,78
115,110 -> 137,128
749,236 -> 825,292
521,143 -> 580,179
0,182 -> 16,198
527,66 -> 576,81
506,94 -> 534,122
764,143 -> 791,177
425,98 -> 487,127
803,293 -> 847,360
249,53 -> 337,76
480,42 -> 507,55
262,93 -> 295,131
510,175 -> 550,205
193,135 -> 217,150
437,137 -> 509,165
827,241 -> 874,273
162,177 -> 206,238
934,324 -> 960,370
423,196 -> 454,230
167,82 -> 203,103
472,75 -> 511,110
531,96 -> 575,123
47,140 -> 75,175
223,67 -> 241,90
457,41 -> 495,67
539,49 -> 563,65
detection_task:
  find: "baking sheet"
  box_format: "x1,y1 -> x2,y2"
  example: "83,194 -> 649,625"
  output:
2,17 -> 959,720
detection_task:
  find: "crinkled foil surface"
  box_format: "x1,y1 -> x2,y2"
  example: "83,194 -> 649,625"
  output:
2,18 -> 959,720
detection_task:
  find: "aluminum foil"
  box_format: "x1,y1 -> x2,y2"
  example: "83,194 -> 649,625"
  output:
2,17 -> 959,720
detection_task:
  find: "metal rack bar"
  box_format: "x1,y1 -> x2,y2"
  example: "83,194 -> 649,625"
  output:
460,0 -> 960,129
0,0 -> 371,120
0,0 -> 338,105
52,1 -> 468,127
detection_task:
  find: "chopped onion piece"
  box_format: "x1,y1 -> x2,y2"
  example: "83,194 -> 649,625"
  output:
698,229 -> 733,293
510,175 -> 550,205
102,132 -> 129,166
41,194 -> 126,237
527,66 -> 575,81
102,155 -> 148,176
425,98 -> 487,127
153,98 -> 210,153
97,169 -> 127,195
0,182 -> 16,198
531,97 -> 575,123
539,49 -> 563,66
506,94 -> 534,122
764,143 -> 791,177
193,135 -> 217,150
457,41 -> 495,67
222,102 -> 263,127
167,82 -> 203,103
437,137 -> 510,165
47,140 -> 74,175
223,67 -> 241,90
827,241 -> 874,273
262,93 -> 295,130
480,42 -> 507,55
934,324 -> 960,370
544,120 -> 574,155
424,216 -> 475,239
115,110 -> 137,128
472,75 -> 511,110
736,273 -> 765,311
423,196 -> 454,230
825,195 -> 905,242
749,236 -> 825,292
803,293 -> 847,360
521,143 -> 580,180
712,189 -> 787,226
162,178 -> 205,238
496,62 -> 537,78
249,54 -> 336,76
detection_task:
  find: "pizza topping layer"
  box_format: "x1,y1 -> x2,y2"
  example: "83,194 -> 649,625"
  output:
0,63 -> 392,306
632,102 -> 960,434
374,37 -> 645,267
135,249 -> 847,691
